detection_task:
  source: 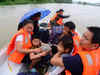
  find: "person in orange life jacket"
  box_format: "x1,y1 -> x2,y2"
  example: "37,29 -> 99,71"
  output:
49,9 -> 70,26
45,35 -> 73,75
60,21 -> 80,55
6,20 -> 42,64
29,35 -> 49,70
50,26 -> 100,75
18,12 -> 41,36
49,9 -> 70,44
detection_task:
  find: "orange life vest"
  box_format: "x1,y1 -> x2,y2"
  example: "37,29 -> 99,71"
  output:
72,31 -> 81,55
65,48 -> 100,75
6,29 -> 32,64
50,13 -> 63,25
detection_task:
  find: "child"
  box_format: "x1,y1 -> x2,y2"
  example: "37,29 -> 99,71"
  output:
62,21 -> 80,55
29,35 -> 41,70
46,35 -> 73,75
29,35 -> 51,74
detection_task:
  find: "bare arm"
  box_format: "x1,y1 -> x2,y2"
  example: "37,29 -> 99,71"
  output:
58,14 -> 70,18
50,52 -> 64,67
16,41 -> 41,54
30,51 -> 49,60
30,53 -> 41,60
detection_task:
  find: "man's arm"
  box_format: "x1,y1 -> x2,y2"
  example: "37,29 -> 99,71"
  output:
50,52 -> 64,67
58,14 -> 70,18
51,53 -> 83,75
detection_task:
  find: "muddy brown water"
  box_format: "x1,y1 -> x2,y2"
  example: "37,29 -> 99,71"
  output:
0,3 -> 100,49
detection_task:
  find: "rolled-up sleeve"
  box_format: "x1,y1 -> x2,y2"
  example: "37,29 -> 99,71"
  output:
16,35 -> 23,42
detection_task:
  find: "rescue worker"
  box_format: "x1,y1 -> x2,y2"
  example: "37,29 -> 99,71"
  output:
6,20 -> 42,64
50,9 -> 70,44
50,26 -> 100,75
18,12 -> 41,36
49,9 -> 70,26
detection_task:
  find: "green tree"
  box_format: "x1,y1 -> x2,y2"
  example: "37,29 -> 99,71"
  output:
11,0 -> 15,1
55,0 -> 72,3
0,0 -> 6,2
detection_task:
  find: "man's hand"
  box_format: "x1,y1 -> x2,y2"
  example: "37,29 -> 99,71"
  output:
57,45 -> 65,53
50,52 -> 64,67
45,72 -> 49,75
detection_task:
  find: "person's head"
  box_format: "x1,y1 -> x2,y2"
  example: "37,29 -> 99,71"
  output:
23,20 -> 34,33
31,12 -> 41,20
63,21 -> 76,34
56,9 -> 64,15
32,35 -> 41,47
80,26 -> 100,51
57,35 -> 73,54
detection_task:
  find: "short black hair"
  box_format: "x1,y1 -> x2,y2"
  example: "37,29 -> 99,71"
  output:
67,31 -> 73,37
59,9 -> 64,12
32,35 -> 40,40
23,20 -> 33,27
64,21 -> 76,30
58,35 -> 73,53
87,26 -> 100,45
56,9 -> 64,13
18,20 -> 33,30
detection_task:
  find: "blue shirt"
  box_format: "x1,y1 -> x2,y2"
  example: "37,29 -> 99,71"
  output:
63,54 -> 83,75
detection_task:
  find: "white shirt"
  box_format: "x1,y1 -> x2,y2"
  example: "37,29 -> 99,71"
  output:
16,34 -> 31,42
48,54 -> 71,75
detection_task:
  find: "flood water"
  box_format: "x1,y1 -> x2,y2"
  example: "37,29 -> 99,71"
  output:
0,3 -> 100,49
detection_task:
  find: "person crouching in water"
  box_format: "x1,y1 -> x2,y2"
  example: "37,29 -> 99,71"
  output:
29,35 -> 50,74
46,35 -> 73,75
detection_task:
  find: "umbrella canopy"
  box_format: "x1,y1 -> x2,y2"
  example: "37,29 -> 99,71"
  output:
19,8 -> 51,23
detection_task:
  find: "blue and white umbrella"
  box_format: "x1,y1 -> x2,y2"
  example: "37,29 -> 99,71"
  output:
19,8 -> 51,23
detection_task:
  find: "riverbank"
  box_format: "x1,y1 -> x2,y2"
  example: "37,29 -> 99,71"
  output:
0,0 -> 55,5
0,0 -> 73,6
